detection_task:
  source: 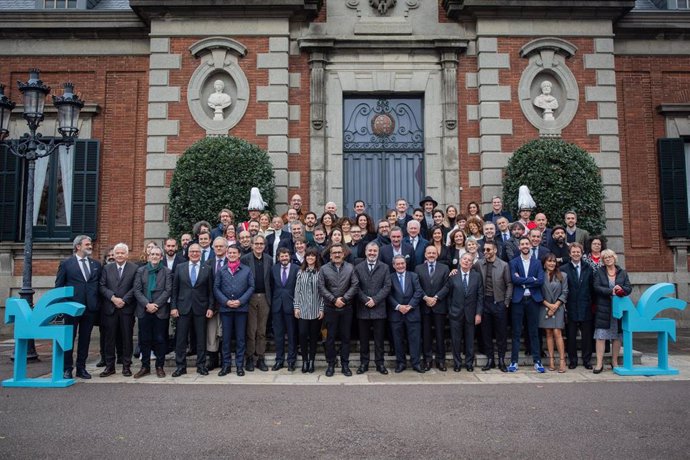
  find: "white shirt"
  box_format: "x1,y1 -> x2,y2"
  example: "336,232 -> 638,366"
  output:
520,256 -> 532,296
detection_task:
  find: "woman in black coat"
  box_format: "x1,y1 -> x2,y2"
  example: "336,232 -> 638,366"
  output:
592,249 -> 632,374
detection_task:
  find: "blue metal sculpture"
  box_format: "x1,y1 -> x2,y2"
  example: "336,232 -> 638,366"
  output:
612,283 -> 686,376
3,287 -> 85,388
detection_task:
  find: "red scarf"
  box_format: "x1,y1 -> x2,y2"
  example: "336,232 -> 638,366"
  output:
227,259 -> 240,274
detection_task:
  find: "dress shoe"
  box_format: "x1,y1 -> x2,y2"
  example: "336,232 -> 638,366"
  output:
156,367 -> 166,378
96,358 -> 106,368
172,367 -> 187,377
76,369 -> 92,380
568,362 -> 577,370
466,365 -> 474,372
63,369 -> 73,379
122,366 -> 132,377
394,364 -> 406,373
436,361 -> 447,372
376,365 -> 389,375
302,361 -> 309,373
256,358 -> 269,372
453,366 -> 461,372
245,357 -> 255,372
482,359 -> 494,371
412,365 -> 425,373
288,362 -> 296,372
325,365 -> 335,377
236,367 -> 245,377
99,367 -> 116,378
584,363 -> 593,370
207,352 -> 219,371
218,365 -> 232,376
423,361 -> 432,372
308,360 -> 315,373
272,361 -> 284,371
497,359 -> 508,373
356,364 -> 369,375
342,365 -> 352,377
133,367 -> 150,379
197,367 -> 209,376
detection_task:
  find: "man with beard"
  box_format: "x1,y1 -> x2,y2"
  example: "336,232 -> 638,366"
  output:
547,225 -> 570,265
374,220 -> 391,247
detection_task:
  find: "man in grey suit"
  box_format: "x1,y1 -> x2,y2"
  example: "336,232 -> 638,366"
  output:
447,253 -> 484,372
170,243 -> 215,377
474,241 -> 513,372
415,245 -> 450,371
354,242 -> 392,375
98,242 -> 138,377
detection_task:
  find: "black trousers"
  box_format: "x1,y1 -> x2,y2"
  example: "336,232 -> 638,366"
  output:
422,313 -> 446,363
324,307 -> 353,365
102,310 -> 134,367
64,310 -> 97,372
99,319 -> 123,361
138,313 -> 168,369
481,298 -> 508,360
298,318 -> 321,361
450,317 -> 475,367
566,318 -> 593,366
358,318 -> 386,366
175,312 -> 207,368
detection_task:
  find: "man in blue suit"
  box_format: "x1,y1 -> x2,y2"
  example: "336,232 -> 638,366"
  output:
380,227 -> 416,272
508,236 -> 545,373
270,247 -> 300,371
55,235 -> 102,380
404,220 -> 428,267
387,255 -> 425,373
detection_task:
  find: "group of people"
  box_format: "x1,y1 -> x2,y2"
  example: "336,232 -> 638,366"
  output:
56,191 -> 631,380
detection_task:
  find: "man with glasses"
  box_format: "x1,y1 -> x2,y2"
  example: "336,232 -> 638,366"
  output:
241,235 -> 272,372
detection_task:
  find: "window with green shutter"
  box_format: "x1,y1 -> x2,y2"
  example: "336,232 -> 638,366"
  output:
658,137 -> 689,238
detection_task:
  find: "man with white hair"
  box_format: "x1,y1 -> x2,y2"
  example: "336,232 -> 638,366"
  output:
99,242 -> 139,377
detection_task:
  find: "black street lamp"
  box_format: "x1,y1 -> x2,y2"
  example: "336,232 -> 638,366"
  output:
0,69 -> 84,360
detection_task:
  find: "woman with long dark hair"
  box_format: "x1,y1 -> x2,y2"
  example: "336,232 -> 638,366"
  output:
293,248 -> 324,373
539,254 -> 568,372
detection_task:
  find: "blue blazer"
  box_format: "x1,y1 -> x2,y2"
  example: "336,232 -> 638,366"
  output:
270,262 -> 300,314
404,236 -> 429,267
213,263 -> 255,313
509,256 -> 545,303
55,255 -> 101,312
386,271 -> 423,323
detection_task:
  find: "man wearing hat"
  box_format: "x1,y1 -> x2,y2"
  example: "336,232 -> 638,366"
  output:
240,187 -> 266,232
419,195 -> 438,240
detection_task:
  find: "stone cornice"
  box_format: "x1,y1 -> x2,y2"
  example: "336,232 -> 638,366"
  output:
0,11 -> 147,39
443,0 -> 635,21
615,10 -> 690,37
658,103 -> 690,116
129,0 -> 323,23
299,36 -> 468,52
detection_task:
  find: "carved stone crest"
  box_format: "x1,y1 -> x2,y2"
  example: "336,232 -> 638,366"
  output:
370,0 -> 396,15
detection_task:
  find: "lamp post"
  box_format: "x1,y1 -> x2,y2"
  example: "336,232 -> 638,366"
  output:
0,69 -> 84,360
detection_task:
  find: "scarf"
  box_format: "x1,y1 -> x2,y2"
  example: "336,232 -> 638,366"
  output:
227,259 -> 241,275
146,262 -> 162,301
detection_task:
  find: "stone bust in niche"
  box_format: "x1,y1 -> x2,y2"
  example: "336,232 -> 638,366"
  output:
533,80 -> 559,121
207,79 -> 232,121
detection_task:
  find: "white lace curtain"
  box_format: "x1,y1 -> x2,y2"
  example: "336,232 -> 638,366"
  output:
32,144 -> 73,226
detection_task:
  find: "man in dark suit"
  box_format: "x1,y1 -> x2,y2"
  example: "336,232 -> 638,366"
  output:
474,241 -> 513,372
270,247 -> 300,371
404,220 -> 428,267
241,234 -> 272,372
415,245 -> 450,371
547,225 -> 570,265
380,227 -> 415,272
534,213 -> 553,247
502,221 -> 526,263
170,243 -> 215,377
56,235 -> 102,380
419,195 -> 438,240
447,253 -> 484,372
354,242 -> 392,375
483,196 -> 513,224
163,237 -> 185,274
528,228 -> 551,264
98,242 -> 137,377
508,236 -> 545,373
478,221 -> 505,262
205,237 -> 227,370
395,198 -> 413,237
387,255 -> 424,373
561,242 -> 594,369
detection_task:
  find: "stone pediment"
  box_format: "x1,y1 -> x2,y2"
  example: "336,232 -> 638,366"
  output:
443,0 -> 636,20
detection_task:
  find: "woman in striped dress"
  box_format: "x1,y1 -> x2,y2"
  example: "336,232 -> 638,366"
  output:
293,247 -> 325,373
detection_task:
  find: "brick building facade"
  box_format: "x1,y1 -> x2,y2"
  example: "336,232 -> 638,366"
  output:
0,0 -> 689,322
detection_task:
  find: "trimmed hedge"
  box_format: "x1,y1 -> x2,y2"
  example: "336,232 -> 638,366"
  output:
168,136 -> 275,238
503,138 -> 605,234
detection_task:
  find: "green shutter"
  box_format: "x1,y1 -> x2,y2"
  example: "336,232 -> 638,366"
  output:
0,143 -> 22,241
71,140 -> 100,239
658,138 -> 689,238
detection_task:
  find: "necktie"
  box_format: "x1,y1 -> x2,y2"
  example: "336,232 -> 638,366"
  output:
429,263 -> 435,276
398,273 -> 404,291
190,263 -> 197,286
532,248 -> 537,260
576,264 -> 581,280
81,258 -> 90,280
503,233 -> 509,242
463,273 -> 468,290
202,250 -> 208,264
369,263 -> 374,273
216,258 -> 222,274
118,266 -> 123,280
282,266 -> 288,286
411,237 -> 417,250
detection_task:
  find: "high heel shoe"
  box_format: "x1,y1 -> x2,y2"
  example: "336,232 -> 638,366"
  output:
593,366 -> 603,374
548,356 -> 556,372
558,358 -> 566,373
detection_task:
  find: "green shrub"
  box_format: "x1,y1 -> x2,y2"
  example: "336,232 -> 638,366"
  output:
168,136 -> 275,238
503,138 -> 605,234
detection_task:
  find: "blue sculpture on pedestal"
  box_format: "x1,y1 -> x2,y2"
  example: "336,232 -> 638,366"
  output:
2,287 -> 85,388
612,283 -> 686,376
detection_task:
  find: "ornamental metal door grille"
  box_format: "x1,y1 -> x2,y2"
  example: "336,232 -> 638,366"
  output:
343,97 -> 424,221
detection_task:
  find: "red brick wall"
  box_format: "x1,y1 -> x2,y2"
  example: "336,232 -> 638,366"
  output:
616,55 -> 690,272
